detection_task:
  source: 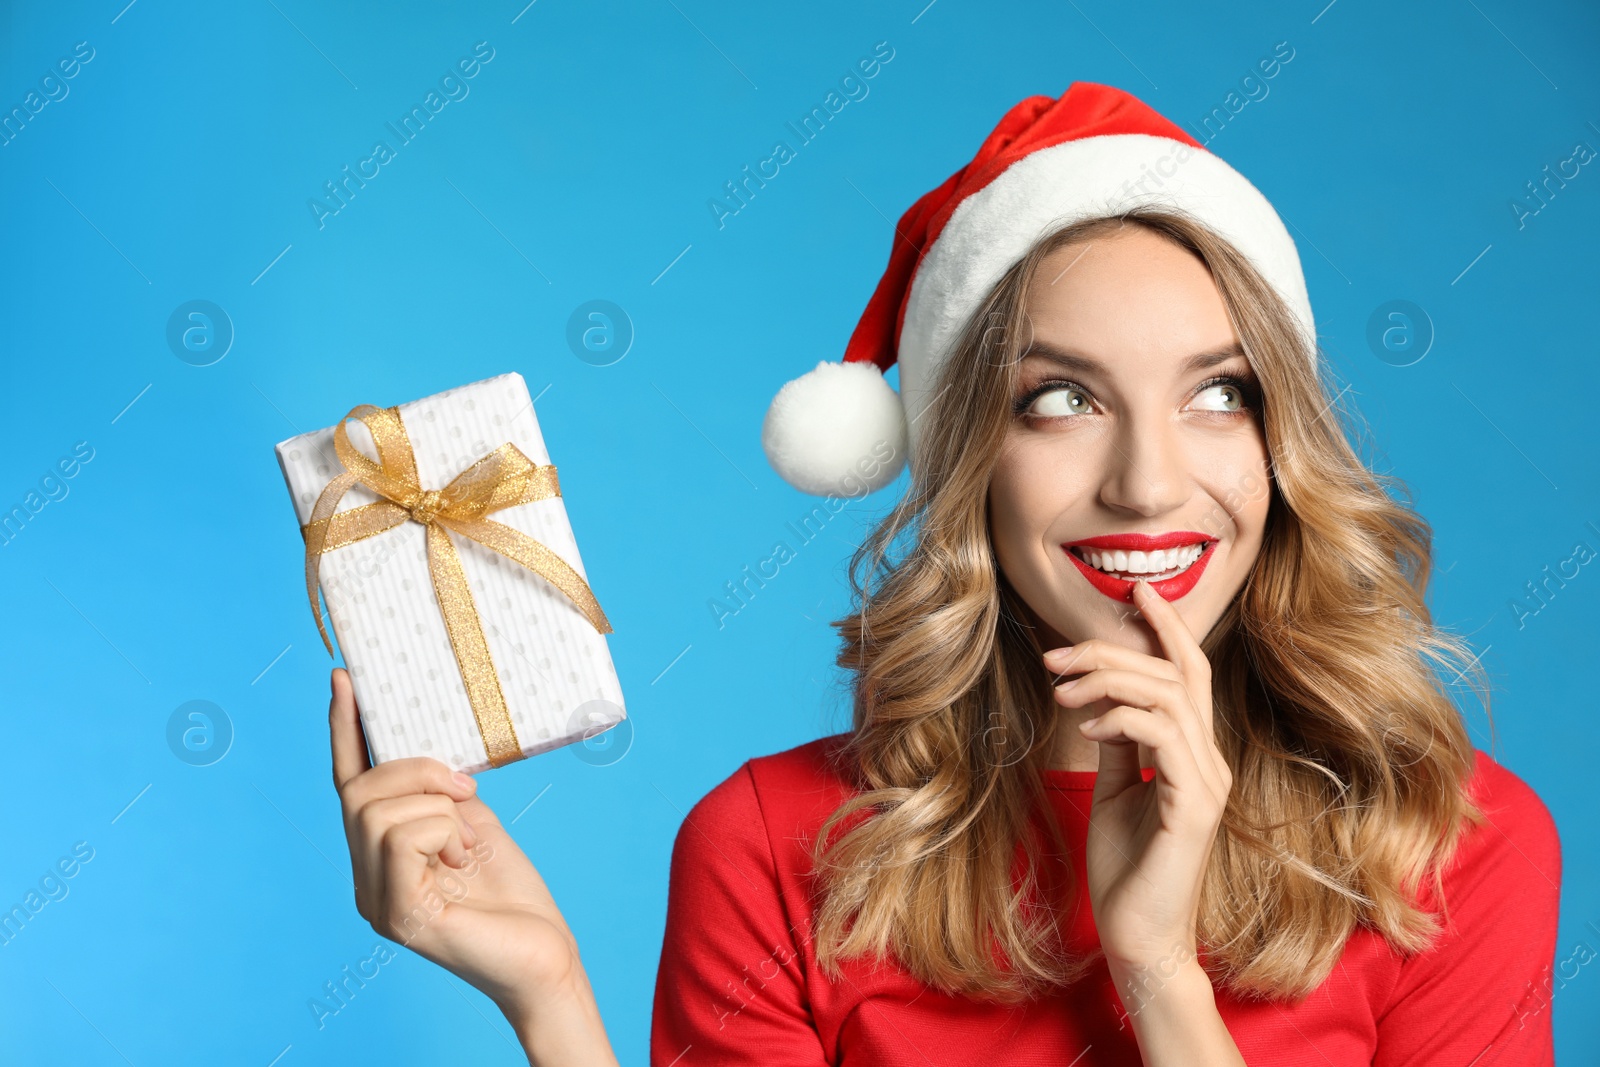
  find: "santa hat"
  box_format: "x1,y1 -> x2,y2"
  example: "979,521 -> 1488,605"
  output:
760,81 -> 1317,497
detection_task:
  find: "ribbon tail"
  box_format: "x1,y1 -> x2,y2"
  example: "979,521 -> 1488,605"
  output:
303,469 -> 361,656
424,523 -> 524,768
444,517 -> 614,635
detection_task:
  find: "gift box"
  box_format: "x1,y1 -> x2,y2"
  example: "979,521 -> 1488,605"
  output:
274,372 -> 625,774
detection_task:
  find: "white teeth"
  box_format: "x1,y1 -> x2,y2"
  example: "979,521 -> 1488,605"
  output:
1074,542 -> 1208,578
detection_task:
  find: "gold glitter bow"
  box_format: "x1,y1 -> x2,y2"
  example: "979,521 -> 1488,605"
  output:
300,404 -> 613,768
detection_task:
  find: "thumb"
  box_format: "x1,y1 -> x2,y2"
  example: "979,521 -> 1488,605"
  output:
455,794 -> 510,838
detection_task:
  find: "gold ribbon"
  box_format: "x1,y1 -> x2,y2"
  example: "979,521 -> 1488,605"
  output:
300,404 -> 613,768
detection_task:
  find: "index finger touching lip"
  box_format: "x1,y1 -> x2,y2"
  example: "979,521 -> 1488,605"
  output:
329,667 -> 372,792
1132,580 -> 1208,683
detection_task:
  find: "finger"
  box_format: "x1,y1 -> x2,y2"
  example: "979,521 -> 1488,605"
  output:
340,755 -> 478,815
355,794 -> 479,886
1054,667 -> 1189,715
453,794 -> 507,839
330,668 -> 372,791
1042,638 -> 1182,684
1130,581 -> 1229,785
380,815 -> 473,942
1080,705 -> 1212,818
1084,703 -> 1148,796
1056,668 -> 1226,804
1131,580 -> 1212,695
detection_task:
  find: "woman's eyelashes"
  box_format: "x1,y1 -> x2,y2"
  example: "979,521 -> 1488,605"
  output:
1186,374 -> 1260,415
1011,372 -> 1261,422
1013,378 -> 1094,419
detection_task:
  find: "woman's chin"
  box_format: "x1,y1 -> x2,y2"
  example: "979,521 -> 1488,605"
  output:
1049,612 -> 1164,657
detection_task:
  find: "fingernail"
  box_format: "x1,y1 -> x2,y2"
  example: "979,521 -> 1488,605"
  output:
452,771 -> 477,791
1055,679 -> 1079,693
461,819 -> 478,846
1080,716 -> 1100,730
1044,646 -> 1074,665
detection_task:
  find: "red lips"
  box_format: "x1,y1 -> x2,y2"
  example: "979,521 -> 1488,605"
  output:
1062,531 -> 1216,603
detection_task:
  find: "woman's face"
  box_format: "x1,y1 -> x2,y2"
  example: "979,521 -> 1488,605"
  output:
987,225 -> 1273,657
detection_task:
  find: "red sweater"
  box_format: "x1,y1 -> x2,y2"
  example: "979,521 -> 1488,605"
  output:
650,734 -> 1561,1066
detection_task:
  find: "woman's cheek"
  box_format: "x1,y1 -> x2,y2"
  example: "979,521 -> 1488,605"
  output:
1190,434 -> 1270,533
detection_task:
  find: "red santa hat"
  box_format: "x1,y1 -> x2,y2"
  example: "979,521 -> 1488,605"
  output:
760,81 -> 1317,497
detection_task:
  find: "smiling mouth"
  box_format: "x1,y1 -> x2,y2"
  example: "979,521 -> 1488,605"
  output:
1060,531 -> 1219,602
1067,542 -> 1209,582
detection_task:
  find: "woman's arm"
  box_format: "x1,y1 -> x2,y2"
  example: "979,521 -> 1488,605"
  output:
1107,957 -> 1244,1067
505,969 -> 619,1067
1048,580 -> 1244,1065
327,668 -> 619,1066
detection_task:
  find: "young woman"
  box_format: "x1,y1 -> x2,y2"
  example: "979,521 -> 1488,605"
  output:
325,84 -> 1562,1066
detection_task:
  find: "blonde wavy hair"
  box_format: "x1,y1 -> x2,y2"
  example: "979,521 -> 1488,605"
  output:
809,208 -> 1490,1003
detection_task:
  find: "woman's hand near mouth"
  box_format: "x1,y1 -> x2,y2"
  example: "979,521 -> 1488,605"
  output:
1044,579 -> 1243,1064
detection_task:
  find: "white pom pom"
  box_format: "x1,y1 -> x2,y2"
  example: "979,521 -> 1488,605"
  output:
761,360 -> 908,496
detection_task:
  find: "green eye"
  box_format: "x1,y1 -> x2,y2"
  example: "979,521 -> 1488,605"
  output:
1192,383 -> 1244,412
1029,385 -> 1093,418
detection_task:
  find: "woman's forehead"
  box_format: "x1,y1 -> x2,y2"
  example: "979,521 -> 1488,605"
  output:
1024,238 -> 1229,341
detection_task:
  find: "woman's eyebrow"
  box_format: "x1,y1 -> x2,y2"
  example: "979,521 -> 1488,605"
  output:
1180,341 -> 1249,374
1018,342 -> 1102,376
1020,340 -> 1248,375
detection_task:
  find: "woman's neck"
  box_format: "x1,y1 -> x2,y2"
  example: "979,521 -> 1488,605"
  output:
1046,697 -> 1153,772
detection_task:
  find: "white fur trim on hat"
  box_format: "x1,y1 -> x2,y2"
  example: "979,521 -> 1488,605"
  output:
896,133 -> 1317,457
761,359 -> 908,497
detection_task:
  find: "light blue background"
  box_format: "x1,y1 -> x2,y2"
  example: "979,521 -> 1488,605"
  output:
2,0 -> 1596,1063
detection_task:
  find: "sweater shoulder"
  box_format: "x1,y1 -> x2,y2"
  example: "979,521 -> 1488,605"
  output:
749,733 -> 863,834
1463,748 -> 1560,857
745,731 -> 859,796
674,733 -> 858,846
1423,748 -> 1562,915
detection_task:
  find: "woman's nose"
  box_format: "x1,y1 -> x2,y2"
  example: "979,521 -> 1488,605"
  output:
1097,417 -> 1189,517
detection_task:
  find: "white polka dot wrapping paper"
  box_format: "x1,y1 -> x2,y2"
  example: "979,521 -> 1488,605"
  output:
273,371 -> 626,774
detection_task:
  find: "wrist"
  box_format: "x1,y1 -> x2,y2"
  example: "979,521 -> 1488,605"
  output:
503,965 -> 617,1067
1110,958 -> 1244,1066
1106,953 -> 1212,1028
